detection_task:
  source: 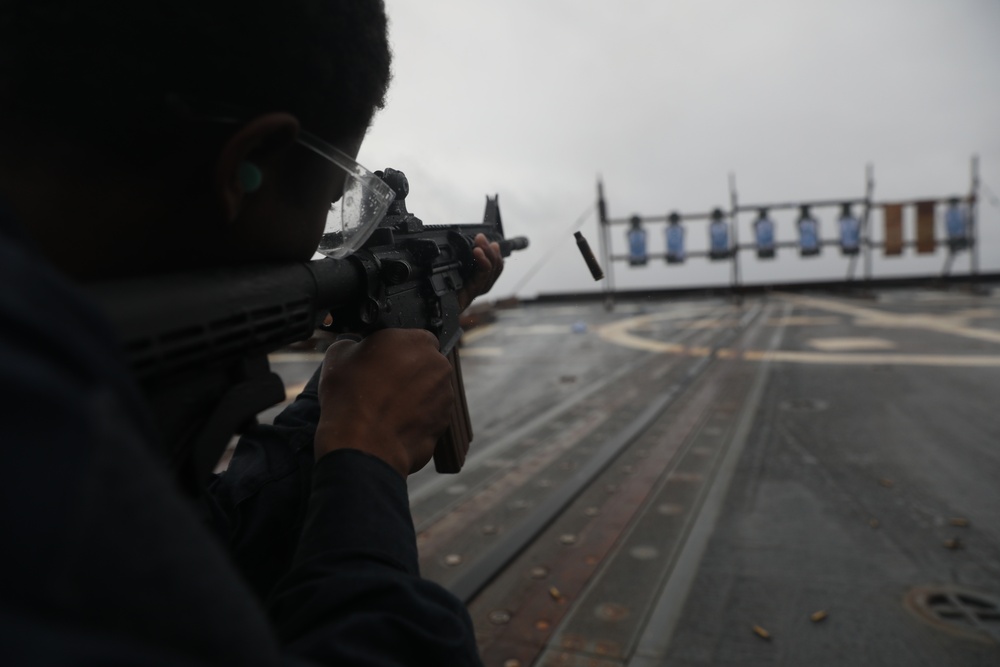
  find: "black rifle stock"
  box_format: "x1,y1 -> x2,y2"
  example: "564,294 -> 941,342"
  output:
88,168 -> 527,492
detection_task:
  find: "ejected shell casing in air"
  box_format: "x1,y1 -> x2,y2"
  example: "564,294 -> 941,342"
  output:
574,231 -> 604,281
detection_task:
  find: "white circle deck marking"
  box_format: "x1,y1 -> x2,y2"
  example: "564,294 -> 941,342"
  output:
595,294 -> 1000,368
807,337 -> 897,352
673,318 -> 743,330
630,545 -> 660,560
657,503 -> 684,516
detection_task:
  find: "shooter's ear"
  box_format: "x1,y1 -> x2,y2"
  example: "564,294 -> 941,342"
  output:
215,113 -> 300,223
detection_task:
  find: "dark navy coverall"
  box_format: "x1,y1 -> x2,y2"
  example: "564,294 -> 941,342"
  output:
0,207 -> 481,665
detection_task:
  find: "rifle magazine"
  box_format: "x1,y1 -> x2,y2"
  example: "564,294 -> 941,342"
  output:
433,347 -> 473,473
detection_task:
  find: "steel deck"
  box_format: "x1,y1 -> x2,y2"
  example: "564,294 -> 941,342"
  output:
264,288 -> 1000,666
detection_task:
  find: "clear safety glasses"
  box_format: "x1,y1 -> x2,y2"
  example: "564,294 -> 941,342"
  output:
175,100 -> 395,259
294,129 -> 396,258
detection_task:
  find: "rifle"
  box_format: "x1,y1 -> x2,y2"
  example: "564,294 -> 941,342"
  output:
87,168 -> 528,494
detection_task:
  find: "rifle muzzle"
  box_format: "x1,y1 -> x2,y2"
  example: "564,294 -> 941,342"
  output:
499,236 -> 529,256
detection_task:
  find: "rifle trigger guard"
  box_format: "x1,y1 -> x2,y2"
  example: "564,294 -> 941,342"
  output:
352,252 -> 386,325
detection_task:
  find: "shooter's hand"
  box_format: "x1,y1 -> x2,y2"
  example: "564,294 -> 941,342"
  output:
457,233 -> 504,312
313,329 -> 455,478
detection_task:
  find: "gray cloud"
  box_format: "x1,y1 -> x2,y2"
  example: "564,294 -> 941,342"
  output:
361,0 -> 1000,297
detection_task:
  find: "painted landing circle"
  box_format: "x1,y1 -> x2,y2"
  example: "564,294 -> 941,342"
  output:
594,294 -> 1000,368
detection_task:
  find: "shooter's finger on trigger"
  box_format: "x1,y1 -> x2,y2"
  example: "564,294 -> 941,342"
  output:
490,241 -> 503,278
476,234 -> 498,263
478,234 -> 498,259
479,242 -> 502,286
472,246 -> 493,275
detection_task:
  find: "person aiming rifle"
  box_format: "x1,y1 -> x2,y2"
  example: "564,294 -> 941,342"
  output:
0,1 -> 501,664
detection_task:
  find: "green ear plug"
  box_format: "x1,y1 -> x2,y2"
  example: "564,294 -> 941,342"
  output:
238,162 -> 263,193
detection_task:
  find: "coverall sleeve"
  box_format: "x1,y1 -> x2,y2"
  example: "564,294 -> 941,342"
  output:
205,366 -> 483,665
0,217 -> 482,665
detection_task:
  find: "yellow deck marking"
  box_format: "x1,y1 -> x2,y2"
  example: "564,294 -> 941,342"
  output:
597,316 -> 686,354
767,316 -> 840,327
911,292 -> 988,303
460,347 -> 504,357
595,297 -> 1000,368
674,319 -> 743,329
777,293 -> 1000,346
951,308 -> 1000,320
807,337 -> 897,352
461,324 -> 497,344
507,324 -> 577,335
741,350 -> 1000,367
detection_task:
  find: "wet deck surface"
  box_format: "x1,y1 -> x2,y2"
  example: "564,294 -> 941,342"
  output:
267,288 -> 1000,666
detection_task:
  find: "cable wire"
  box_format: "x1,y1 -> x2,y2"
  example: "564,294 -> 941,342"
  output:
508,203 -> 595,296
980,181 -> 1000,208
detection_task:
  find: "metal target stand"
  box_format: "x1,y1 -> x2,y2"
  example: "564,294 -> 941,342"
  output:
596,156 -> 982,309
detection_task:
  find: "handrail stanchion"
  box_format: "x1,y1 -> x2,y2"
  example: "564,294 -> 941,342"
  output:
729,172 -> 742,298
861,163 -> 875,287
597,178 -> 615,310
970,155 -> 981,288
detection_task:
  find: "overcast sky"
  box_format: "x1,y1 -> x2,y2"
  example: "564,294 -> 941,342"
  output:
359,0 -> 1000,298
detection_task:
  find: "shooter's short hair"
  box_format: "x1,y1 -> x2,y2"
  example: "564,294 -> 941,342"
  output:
0,0 -> 392,151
